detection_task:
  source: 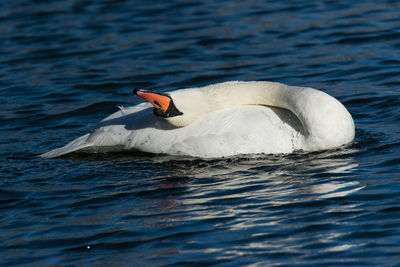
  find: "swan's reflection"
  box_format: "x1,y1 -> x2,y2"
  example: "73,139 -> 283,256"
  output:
114,148 -> 364,259
155,148 -> 362,201
140,148 -> 364,224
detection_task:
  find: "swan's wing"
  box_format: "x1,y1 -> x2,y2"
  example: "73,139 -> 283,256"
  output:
39,133 -> 92,158
161,106 -> 302,157
40,104 -> 302,158
123,105 -> 302,157
40,103 -> 156,158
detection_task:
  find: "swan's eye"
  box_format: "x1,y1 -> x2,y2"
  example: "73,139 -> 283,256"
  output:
153,108 -> 164,116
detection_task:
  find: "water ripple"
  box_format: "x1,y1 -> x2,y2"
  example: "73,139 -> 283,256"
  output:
1,0 -> 400,266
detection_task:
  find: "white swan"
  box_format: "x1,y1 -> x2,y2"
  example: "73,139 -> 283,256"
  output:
40,81 -> 355,158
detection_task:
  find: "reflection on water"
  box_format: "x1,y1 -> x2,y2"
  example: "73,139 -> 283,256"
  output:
103,151 -> 365,263
136,148 -> 362,230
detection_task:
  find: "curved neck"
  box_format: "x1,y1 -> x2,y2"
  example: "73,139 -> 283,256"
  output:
203,81 -> 294,111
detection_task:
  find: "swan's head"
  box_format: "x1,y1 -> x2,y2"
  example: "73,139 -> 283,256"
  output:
135,89 -> 205,127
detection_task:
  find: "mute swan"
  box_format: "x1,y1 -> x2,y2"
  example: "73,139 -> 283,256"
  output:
40,81 -> 355,158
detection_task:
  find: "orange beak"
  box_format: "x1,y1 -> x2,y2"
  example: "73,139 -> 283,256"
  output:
134,89 -> 171,113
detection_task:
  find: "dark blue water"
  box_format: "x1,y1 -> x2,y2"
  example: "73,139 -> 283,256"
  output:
1,0 -> 400,265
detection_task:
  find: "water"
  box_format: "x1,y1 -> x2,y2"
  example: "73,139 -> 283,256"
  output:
1,0 -> 400,265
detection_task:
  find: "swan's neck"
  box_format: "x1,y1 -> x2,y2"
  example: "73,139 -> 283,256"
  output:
168,81 -> 354,149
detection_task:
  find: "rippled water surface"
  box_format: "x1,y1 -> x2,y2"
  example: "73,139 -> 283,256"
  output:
1,0 -> 400,266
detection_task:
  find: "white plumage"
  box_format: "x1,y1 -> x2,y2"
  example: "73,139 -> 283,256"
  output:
41,81 -> 355,158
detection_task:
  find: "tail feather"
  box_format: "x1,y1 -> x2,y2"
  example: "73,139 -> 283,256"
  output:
39,134 -> 92,158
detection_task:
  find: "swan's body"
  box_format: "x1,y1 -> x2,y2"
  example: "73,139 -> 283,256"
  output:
41,81 -> 355,158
